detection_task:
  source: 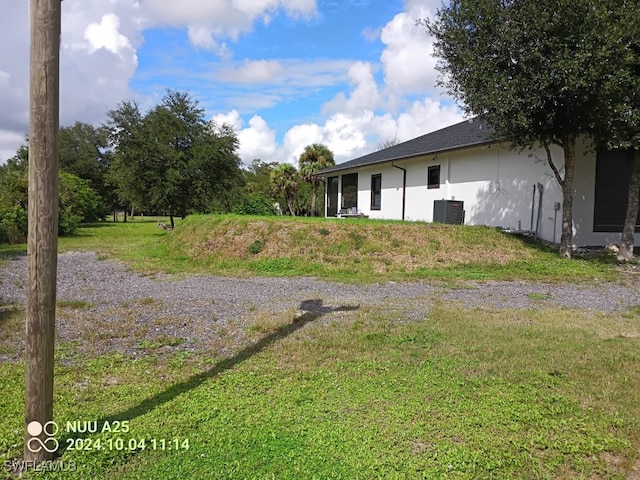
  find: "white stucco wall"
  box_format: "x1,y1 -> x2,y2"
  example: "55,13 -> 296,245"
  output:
326,140 -> 638,247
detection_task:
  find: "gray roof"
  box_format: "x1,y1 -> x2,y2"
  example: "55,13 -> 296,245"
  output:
316,117 -> 496,176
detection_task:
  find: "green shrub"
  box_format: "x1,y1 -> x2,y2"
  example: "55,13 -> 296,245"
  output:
0,205 -> 28,244
0,192 -> 88,242
232,193 -> 275,216
59,171 -> 107,223
248,239 -> 265,254
58,205 -> 81,237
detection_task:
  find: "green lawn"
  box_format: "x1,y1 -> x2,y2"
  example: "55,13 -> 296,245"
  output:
1,216 -> 639,478
0,303 -> 639,479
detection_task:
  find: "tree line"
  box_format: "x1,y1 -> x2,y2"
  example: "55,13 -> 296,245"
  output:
0,89 -> 335,243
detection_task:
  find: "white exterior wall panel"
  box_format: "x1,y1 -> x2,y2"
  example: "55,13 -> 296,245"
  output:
356,165 -> 404,220
327,139 -> 639,247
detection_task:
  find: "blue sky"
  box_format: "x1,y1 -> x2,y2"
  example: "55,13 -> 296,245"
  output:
0,0 -> 463,165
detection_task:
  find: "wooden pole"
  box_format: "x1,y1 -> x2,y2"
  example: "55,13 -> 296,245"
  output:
24,0 -> 61,463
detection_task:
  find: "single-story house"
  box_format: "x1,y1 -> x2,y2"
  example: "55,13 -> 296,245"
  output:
315,117 -> 639,247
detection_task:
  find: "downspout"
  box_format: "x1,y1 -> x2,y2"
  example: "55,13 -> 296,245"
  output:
530,184 -> 536,231
535,183 -> 544,240
392,163 -> 406,221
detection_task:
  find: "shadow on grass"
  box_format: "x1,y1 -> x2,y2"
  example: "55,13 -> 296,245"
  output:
503,230 -> 626,265
57,299 -> 358,450
0,244 -> 27,260
77,222 -> 118,229
78,217 -> 174,229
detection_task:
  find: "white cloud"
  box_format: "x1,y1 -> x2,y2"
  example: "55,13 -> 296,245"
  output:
380,3 -> 440,95
142,1 -> 250,32
211,110 -> 244,131
396,99 -> 463,140
368,113 -> 399,142
143,0 -> 317,54
323,62 -> 381,114
211,111 -> 278,163
187,26 -> 233,58
0,2 -> 30,159
84,14 -> 133,56
62,1 -> 145,55
233,0 -> 317,20
0,0 -> 464,169
0,0 -> 320,163
226,98 -> 462,167
0,130 -> 26,162
283,59 -> 354,88
322,113 -> 370,158
281,123 -> 324,164
218,60 -> 286,84
0,69 -> 29,135
58,1 -> 141,128
0,1 -> 143,164
277,113 -> 377,165
237,115 -> 278,161
213,58 -> 353,88
200,58 -> 354,113
362,27 -> 381,42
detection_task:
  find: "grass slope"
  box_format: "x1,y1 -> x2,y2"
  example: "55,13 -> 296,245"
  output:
169,215 -> 619,282
5,214 -> 616,283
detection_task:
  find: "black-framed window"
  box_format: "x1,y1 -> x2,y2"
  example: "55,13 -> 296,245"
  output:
594,148 -> 640,232
327,176 -> 339,217
428,165 -> 440,189
371,174 -> 382,210
341,173 -> 358,209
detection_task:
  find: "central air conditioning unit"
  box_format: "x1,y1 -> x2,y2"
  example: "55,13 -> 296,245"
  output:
433,200 -> 465,225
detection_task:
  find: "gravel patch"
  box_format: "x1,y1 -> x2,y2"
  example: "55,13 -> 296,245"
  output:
1,251 -> 639,361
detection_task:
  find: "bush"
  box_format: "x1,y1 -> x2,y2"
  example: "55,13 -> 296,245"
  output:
248,239 -> 265,254
232,193 -> 276,216
58,205 -> 81,237
59,171 -> 107,223
0,169 -> 106,244
0,205 -> 28,244
0,203 -> 84,241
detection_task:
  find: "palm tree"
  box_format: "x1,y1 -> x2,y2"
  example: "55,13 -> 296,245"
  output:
298,143 -> 335,217
270,163 -> 299,216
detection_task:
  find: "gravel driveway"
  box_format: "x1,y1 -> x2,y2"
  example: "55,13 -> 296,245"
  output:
1,251 -> 639,361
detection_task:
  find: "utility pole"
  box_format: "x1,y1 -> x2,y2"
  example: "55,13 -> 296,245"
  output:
24,0 -> 61,464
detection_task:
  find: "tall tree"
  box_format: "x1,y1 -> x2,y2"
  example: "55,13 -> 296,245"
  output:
58,122 -> 111,220
245,159 -> 280,197
271,163 -> 299,216
58,122 -> 109,192
189,121 -> 244,214
105,99 -> 146,219
106,90 -> 243,227
424,0 -> 624,257
298,143 -> 335,217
